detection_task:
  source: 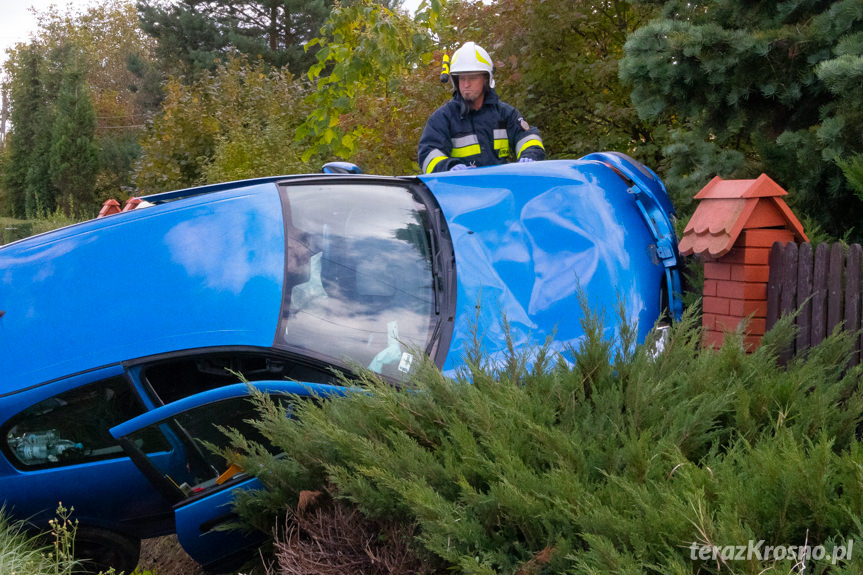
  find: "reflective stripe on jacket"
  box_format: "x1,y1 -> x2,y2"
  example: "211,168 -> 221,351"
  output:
418,89 -> 545,174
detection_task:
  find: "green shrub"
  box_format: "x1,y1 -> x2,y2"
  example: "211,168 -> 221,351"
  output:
228,303 -> 863,574
0,504 -> 79,575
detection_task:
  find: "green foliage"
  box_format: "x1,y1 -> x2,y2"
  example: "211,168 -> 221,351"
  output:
0,503 -> 157,575
137,0 -> 335,78
227,303 -> 863,574
134,56 -> 314,191
838,154 -> 863,199
296,0 -> 443,172
0,504 -> 80,575
2,46 -> 46,218
620,0 -> 863,240
98,133 -> 142,199
0,210 -> 79,246
30,0 -> 158,205
200,63 -> 315,182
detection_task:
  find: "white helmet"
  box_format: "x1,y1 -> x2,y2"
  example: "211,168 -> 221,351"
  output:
449,42 -> 495,88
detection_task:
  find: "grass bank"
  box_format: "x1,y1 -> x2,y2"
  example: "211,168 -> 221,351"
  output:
1,213 -> 78,245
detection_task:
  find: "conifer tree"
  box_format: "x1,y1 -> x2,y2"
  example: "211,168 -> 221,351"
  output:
620,0 -> 863,238
48,58 -> 99,217
2,46 -> 43,218
24,109 -> 56,218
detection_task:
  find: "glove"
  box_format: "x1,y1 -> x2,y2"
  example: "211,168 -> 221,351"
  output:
518,157 -> 535,163
368,321 -> 402,373
449,163 -> 468,171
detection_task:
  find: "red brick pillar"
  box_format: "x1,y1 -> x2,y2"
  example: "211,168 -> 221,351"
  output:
676,174 -> 808,351
702,229 -> 795,349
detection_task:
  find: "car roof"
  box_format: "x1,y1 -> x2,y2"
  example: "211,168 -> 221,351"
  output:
0,172 -> 432,395
0,181 -> 288,393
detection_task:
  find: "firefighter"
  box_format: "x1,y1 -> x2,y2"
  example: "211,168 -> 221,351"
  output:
418,42 -> 545,174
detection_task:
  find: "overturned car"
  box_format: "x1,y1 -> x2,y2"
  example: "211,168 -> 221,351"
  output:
0,153 -> 681,572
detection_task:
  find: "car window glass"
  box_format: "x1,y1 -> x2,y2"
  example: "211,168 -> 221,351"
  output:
277,183 -> 435,379
3,376 -> 168,469
141,353 -> 337,405
124,395 -> 292,498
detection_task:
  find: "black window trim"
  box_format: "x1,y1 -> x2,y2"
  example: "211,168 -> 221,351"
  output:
125,345 -> 348,408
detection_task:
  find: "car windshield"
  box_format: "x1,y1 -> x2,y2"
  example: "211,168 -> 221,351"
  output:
275,182 -> 436,379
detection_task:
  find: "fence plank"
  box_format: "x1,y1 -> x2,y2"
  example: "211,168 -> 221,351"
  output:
858,244 -> 863,366
780,243 -> 798,364
811,243 -> 830,348
796,243 -> 813,354
780,242 -> 798,317
766,242 -> 785,330
827,243 -> 845,336
846,244 -> 862,365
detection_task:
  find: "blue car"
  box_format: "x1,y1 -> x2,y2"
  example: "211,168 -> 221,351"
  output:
0,153 -> 681,572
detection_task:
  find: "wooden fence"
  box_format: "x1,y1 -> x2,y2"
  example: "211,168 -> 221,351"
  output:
766,242 -> 863,364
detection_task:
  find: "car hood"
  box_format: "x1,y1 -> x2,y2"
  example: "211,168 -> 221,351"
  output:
420,159 -> 672,375
0,184 -> 285,391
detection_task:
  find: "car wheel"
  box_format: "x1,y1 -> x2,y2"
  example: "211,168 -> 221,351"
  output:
73,526 -> 141,574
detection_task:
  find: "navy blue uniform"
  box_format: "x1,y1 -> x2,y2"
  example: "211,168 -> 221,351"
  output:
418,88 -> 545,174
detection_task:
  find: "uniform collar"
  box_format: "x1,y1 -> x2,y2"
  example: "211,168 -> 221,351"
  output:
453,87 -> 500,117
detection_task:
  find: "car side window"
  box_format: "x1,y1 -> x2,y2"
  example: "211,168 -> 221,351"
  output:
123,395 -> 296,498
141,353 -> 337,405
3,376 -> 167,469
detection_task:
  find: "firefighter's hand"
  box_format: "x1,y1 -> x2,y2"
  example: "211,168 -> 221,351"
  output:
518,157 -> 535,163
449,164 -> 468,171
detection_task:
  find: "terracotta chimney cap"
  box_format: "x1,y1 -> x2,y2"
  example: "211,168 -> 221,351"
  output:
679,174 -> 807,258
694,173 -> 788,200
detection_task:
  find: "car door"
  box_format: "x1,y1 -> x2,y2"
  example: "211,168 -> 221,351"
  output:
109,380 -> 348,571
0,365 -> 174,532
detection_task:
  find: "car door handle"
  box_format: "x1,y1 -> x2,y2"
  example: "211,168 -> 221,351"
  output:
199,512 -> 239,534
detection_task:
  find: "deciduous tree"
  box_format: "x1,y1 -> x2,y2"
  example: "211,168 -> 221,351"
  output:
296,0 -> 446,173
1,0 -> 158,216
439,0 -> 660,164
133,56 -> 313,192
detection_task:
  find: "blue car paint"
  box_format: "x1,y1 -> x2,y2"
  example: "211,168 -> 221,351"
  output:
0,155 -> 681,568
173,478 -> 265,569
109,381 -> 348,568
421,160 -> 676,374
1,185 -> 285,392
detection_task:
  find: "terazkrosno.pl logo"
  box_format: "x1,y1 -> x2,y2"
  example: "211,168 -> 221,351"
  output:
689,540 -> 854,564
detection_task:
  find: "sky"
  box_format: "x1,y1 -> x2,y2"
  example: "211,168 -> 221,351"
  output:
0,0 -> 99,71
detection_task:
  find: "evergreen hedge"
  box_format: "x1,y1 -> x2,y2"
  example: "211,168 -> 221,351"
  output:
227,303 -> 863,574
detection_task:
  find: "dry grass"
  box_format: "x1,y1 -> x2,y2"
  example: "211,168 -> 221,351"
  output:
271,491 -> 428,575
